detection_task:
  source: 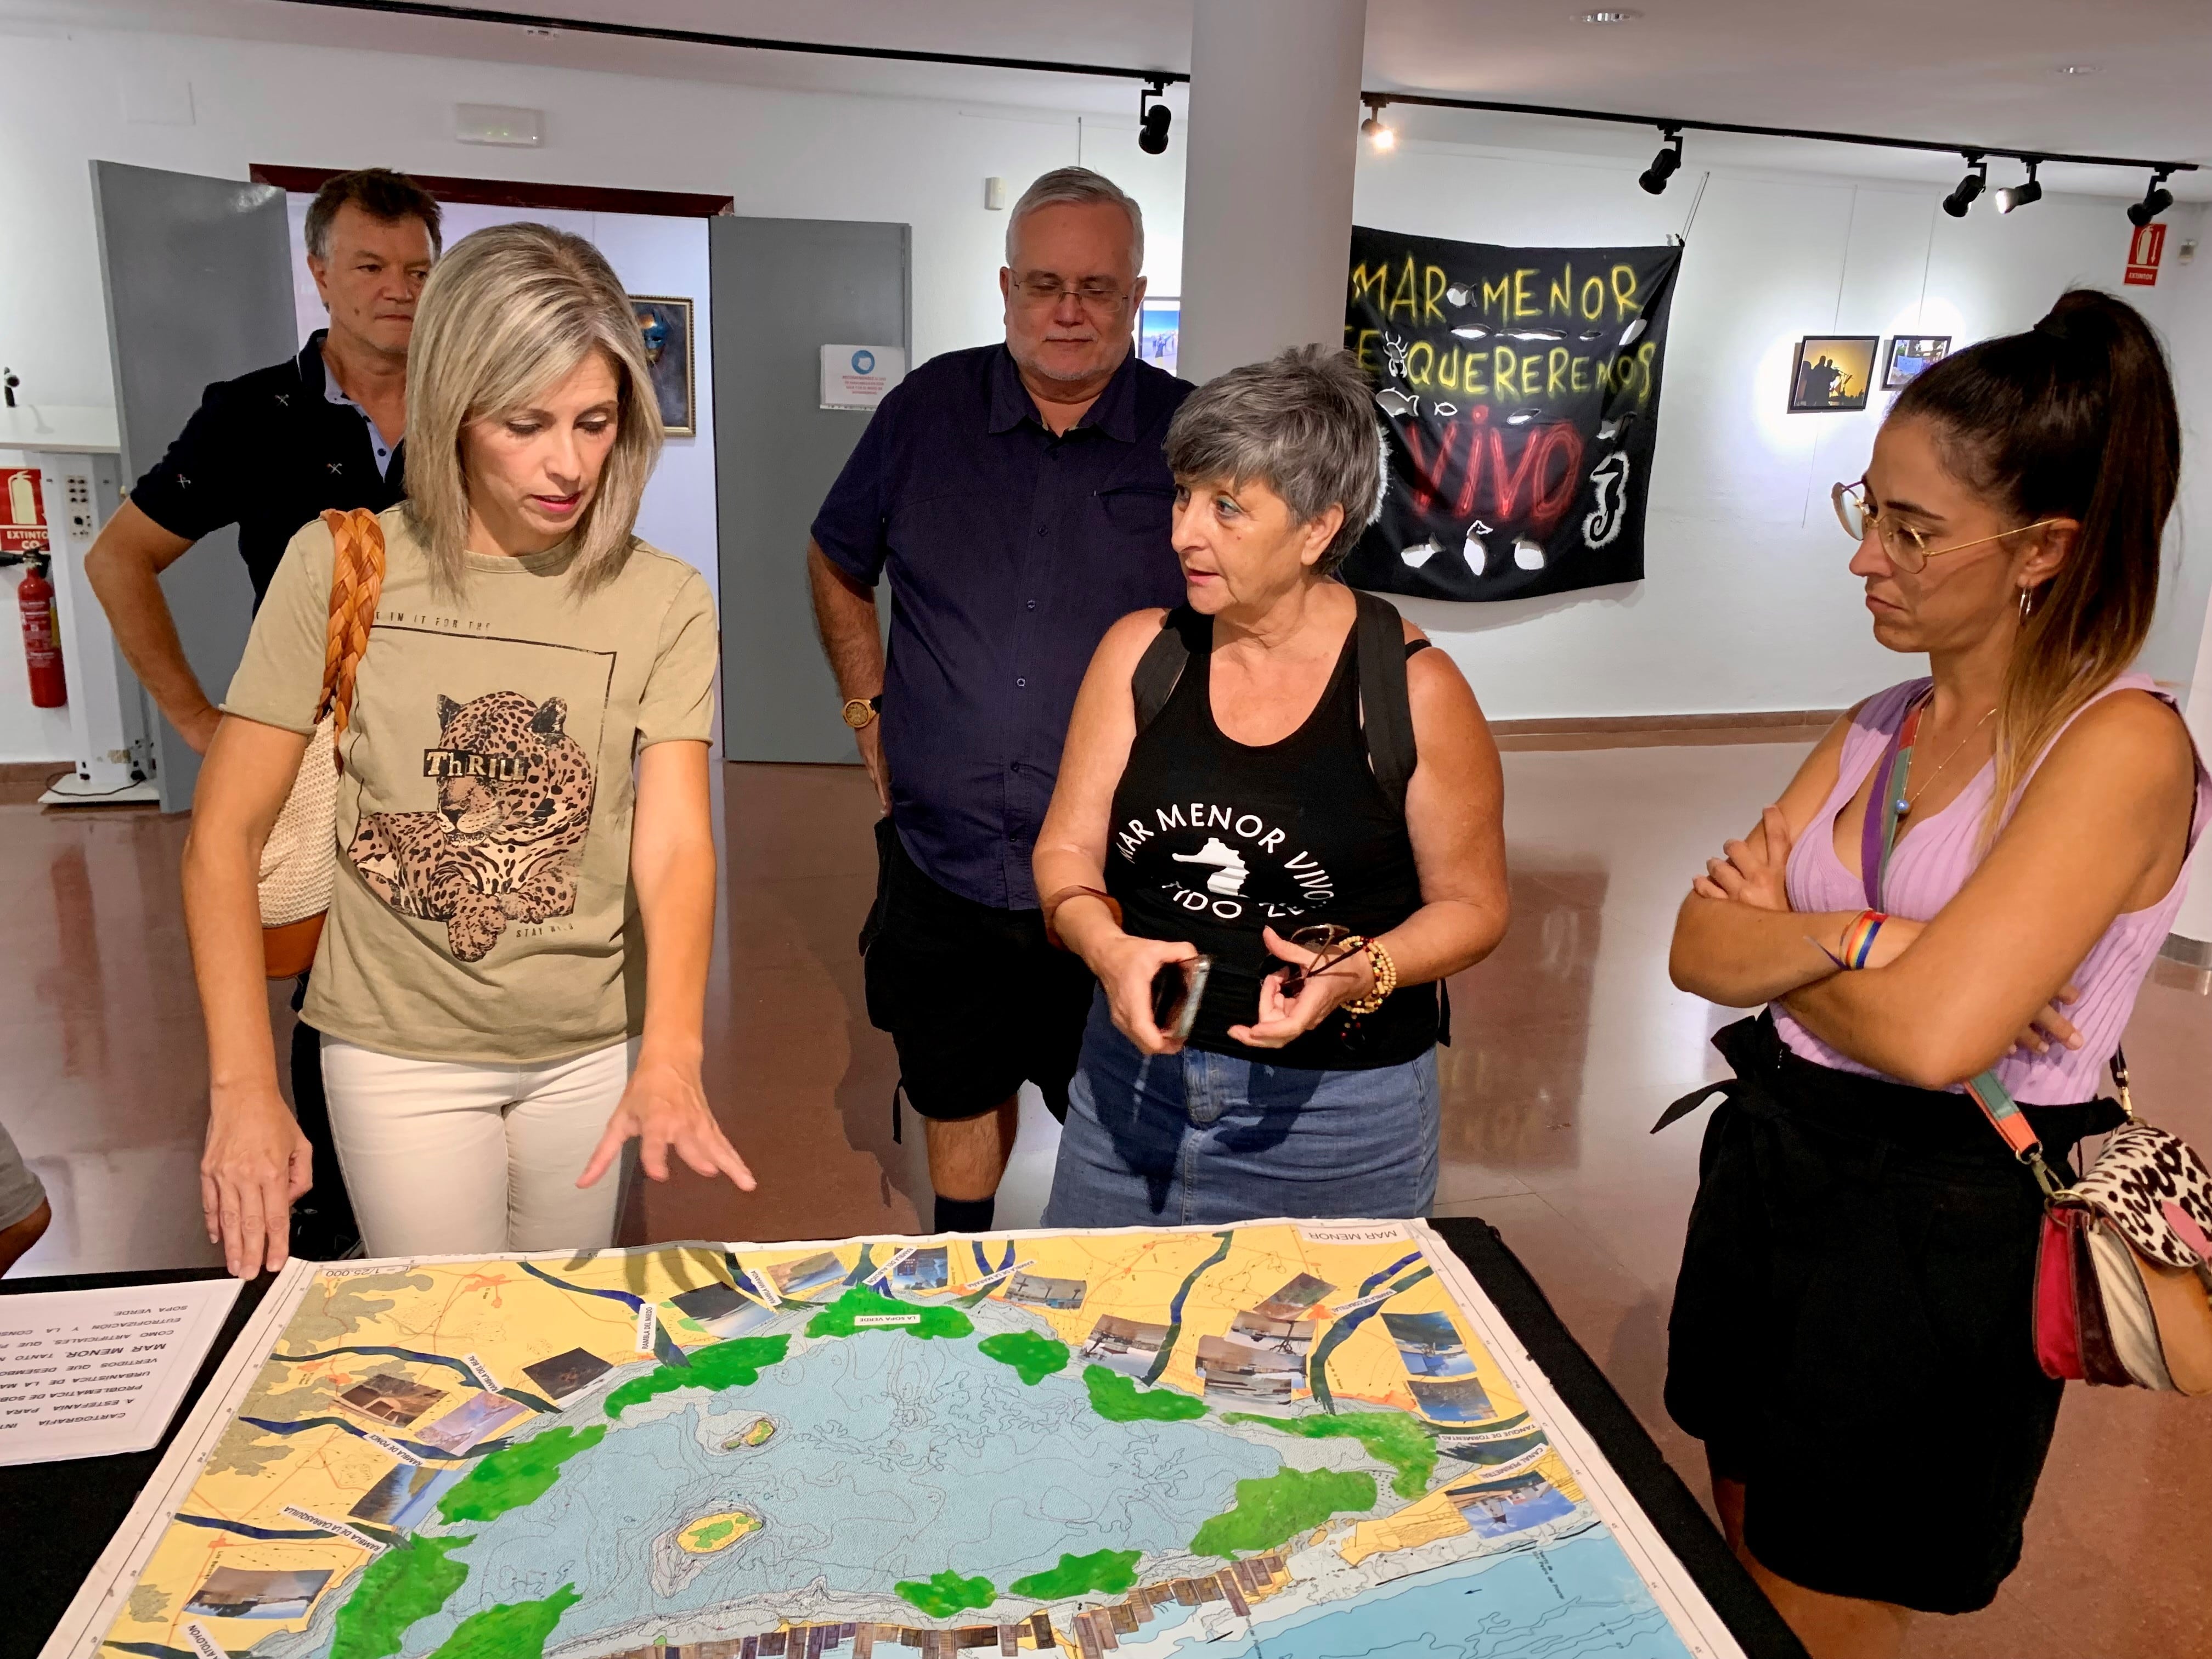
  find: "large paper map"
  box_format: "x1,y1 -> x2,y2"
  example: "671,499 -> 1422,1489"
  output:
46,1221 -> 1741,1659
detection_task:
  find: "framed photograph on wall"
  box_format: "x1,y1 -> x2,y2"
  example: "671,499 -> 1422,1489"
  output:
1788,336 -> 1878,412
631,296 -> 696,436
1138,296 -> 1180,376
1883,334 -> 1953,389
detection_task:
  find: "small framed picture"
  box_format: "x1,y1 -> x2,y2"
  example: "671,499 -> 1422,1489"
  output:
630,296 -> 696,436
1138,296 -> 1180,376
1883,334 -> 1953,390
1788,336 -> 1880,412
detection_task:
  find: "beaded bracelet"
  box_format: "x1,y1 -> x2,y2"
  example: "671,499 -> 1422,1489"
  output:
1341,938 -> 1398,1015
1839,909 -> 1888,969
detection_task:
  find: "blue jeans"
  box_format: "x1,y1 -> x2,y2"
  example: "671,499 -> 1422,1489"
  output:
1042,993 -> 1440,1227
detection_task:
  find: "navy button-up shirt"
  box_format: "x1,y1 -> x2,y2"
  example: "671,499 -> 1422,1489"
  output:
812,343 -> 1192,909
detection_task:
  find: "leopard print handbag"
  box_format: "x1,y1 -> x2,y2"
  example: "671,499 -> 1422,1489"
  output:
2012,1051 -> 2212,1395
257,509 -> 386,979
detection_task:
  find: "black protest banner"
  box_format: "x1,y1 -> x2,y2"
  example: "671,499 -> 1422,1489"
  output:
1341,227 -> 1681,601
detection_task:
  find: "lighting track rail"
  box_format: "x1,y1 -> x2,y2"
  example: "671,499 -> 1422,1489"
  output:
278,0 -> 2198,181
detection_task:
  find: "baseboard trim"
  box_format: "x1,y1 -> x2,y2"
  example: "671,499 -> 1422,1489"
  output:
1490,710 -> 1844,752
0,759 -> 74,805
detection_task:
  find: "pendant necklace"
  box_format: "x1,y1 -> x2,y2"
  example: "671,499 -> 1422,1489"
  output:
1898,706 -> 1997,817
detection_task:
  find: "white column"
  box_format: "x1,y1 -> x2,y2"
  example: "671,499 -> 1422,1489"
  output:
1177,0 -> 1368,385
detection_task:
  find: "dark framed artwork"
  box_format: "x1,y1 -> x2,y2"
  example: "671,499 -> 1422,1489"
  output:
631,295 -> 696,436
1883,334 -> 1953,389
1787,335 -> 1879,412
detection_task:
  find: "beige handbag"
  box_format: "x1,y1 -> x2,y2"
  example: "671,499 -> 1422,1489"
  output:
258,507 -> 386,979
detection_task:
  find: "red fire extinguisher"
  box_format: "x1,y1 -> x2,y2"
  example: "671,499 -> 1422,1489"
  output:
18,555 -> 66,708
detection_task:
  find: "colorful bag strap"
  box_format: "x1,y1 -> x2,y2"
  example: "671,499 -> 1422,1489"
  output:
1864,691 -> 2065,1195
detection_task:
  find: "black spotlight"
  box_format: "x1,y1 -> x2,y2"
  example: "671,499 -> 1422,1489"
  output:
1995,160 -> 2043,215
1942,156 -> 1986,218
1638,129 -> 1683,195
2129,168 -> 2176,228
1138,83 -> 1172,155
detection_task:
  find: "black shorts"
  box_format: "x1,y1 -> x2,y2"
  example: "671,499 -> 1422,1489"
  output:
1664,1015 -> 2119,1615
859,817 -> 1096,1124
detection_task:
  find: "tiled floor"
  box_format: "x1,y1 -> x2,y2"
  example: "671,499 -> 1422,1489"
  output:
4,742 -> 2208,1655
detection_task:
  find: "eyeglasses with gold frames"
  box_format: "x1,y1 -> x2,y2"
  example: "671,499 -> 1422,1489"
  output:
1008,271 -> 1133,310
1831,481 -> 2068,575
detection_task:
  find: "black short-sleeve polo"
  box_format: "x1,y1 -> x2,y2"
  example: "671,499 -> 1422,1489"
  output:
131,330 -> 407,606
811,343 -> 1192,910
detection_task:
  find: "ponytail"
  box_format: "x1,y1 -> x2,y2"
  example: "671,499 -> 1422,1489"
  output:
1892,289 -> 2180,837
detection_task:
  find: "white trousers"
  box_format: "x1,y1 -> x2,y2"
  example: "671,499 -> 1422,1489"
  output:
320,1035 -> 635,1258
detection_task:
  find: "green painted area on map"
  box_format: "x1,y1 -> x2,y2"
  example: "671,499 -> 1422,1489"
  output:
977,1330 -> 1070,1385
894,1569 -> 997,1618
805,1285 -> 974,1341
329,1533 -> 473,1659
1008,1548 -> 1142,1600
604,1336 -> 791,1419
437,1427 -> 606,1523
1224,1410 -> 1437,1499
1083,1363 -> 1206,1422
426,1583 -> 581,1658
1190,1466 -> 1377,1559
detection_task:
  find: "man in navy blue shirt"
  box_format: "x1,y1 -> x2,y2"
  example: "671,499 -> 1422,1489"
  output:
809,168 -> 1192,1234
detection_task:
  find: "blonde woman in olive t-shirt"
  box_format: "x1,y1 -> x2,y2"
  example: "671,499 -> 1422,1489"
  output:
185,224 -> 755,1275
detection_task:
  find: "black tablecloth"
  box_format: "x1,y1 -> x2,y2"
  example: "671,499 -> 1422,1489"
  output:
7,1224 -> 1805,1659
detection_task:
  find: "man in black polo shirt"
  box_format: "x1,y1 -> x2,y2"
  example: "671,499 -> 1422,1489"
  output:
86,166 -> 441,1259
809,168 -> 1192,1234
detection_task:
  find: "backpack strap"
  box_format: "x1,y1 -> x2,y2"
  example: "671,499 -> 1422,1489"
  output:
1353,589 -> 1418,815
1132,606 -> 1207,731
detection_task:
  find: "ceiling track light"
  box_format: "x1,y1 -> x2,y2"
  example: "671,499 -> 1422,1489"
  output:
1137,79 -> 1172,154
1995,159 -> 2043,215
2129,167 -> 2176,228
1638,127 -> 1683,194
1942,153 -> 1987,218
1361,98 -> 1397,151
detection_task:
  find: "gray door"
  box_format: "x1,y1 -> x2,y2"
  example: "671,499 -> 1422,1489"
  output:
710,217 -> 910,763
91,161 -> 296,810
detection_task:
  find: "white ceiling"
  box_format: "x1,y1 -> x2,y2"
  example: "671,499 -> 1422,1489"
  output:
13,0 -> 2211,197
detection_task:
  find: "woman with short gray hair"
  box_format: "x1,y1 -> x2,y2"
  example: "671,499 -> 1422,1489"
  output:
1034,345 -> 1509,1224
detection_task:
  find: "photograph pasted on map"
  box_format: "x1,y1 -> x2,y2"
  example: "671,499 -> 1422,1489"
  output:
1196,1333 -> 1302,1402
184,1565 -> 332,1621
890,1245 -> 950,1292
1229,1311 -> 1315,1357
1250,1273 -> 1335,1321
1004,1272 -> 1087,1310
331,1371 -> 447,1429
414,1389 -> 533,1453
1447,1473 -> 1579,1537
761,1250 -> 847,1298
1409,1374 -> 1497,1423
670,1280 -> 781,1341
1383,1310 -> 1479,1378
347,1462 -> 455,1527
521,1346 -> 616,1402
1441,1429 -> 1551,1469
1079,1313 -> 1173,1379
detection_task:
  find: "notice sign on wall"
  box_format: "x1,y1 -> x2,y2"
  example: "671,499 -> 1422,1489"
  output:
1341,228 -> 1682,602
2,466 -> 48,555
2125,222 -> 2166,287
821,343 -> 907,410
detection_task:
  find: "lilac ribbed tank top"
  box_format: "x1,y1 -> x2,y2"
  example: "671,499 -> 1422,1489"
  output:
1774,673 -> 2210,1103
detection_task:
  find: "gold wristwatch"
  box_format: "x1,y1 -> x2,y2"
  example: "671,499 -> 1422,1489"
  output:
841,694 -> 882,730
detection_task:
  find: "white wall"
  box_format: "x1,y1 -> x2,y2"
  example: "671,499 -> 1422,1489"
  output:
1352,138 -> 2212,720
284,195 -> 720,611
1,20 -> 2205,759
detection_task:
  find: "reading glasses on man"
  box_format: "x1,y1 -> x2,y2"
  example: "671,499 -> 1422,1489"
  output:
1831,481 -> 2064,575
1012,273 -> 1130,307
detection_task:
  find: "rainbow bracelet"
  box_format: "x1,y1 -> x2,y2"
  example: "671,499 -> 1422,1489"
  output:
1839,909 -> 1888,969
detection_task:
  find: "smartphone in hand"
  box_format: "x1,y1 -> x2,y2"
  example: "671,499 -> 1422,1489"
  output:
1149,955 -> 1212,1042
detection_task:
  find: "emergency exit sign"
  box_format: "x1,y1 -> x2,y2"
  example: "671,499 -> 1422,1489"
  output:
2125,222 -> 2166,287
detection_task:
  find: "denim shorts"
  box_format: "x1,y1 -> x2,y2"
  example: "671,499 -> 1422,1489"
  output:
1042,992 -> 1440,1228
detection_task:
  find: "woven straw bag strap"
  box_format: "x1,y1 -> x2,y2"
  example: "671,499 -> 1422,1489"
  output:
313,507 -> 387,756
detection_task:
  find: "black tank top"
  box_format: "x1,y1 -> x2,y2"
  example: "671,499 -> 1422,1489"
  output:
1107,614 -> 1438,1068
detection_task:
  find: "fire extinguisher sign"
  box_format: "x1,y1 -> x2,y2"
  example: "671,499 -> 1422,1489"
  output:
2125,222 -> 2166,287
1,467 -> 48,554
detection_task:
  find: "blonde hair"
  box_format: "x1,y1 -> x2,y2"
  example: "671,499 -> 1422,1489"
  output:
403,222 -> 662,594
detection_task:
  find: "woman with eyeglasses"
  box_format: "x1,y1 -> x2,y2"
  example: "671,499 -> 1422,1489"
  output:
1666,289 -> 2208,1656
1031,346 -> 1509,1226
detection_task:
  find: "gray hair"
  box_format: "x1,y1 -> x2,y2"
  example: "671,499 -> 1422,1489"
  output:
1165,346 -> 1386,574
1005,166 -> 1144,272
